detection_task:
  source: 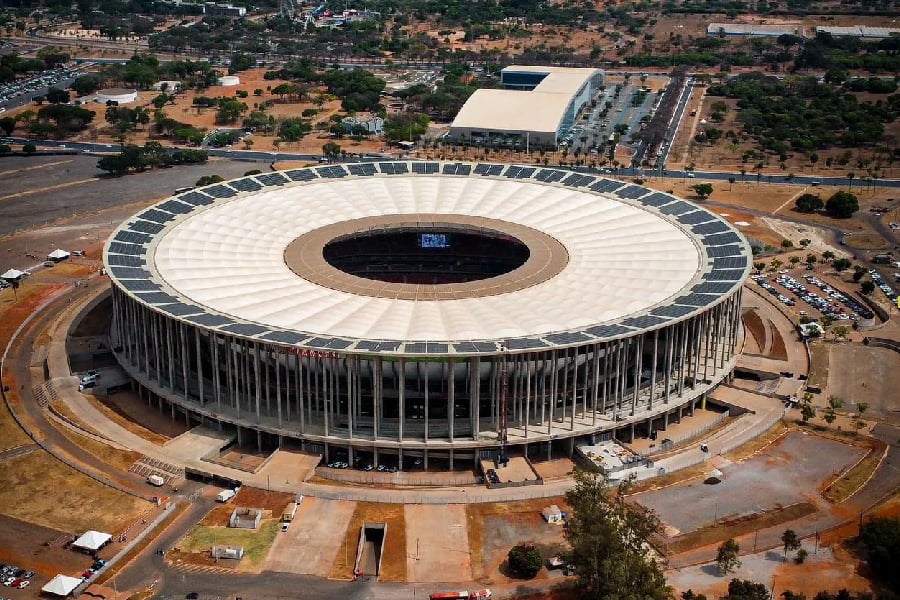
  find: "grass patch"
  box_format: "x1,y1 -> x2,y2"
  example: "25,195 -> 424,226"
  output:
807,340 -> 829,390
0,394 -> 31,452
179,520 -> 279,572
823,445 -> 886,504
0,450 -> 149,532
661,501 -> 817,555
329,502 -> 407,582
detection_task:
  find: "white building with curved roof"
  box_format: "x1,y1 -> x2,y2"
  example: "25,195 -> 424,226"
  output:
104,161 -> 749,469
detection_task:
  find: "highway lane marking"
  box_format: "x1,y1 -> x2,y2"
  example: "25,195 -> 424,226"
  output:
0,177 -> 95,203
0,159 -> 74,179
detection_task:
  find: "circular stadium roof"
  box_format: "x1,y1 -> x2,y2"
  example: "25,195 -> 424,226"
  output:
105,162 -> 751,355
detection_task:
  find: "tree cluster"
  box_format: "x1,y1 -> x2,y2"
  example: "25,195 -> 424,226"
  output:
97,142 -> 206,175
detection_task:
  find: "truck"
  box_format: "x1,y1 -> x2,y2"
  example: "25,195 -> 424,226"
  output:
428,591 -> 491,600
282,502 -> 299,522
216,489 -> 237,503
146,474 -> 165,487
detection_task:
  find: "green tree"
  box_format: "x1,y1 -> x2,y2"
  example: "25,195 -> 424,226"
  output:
563,471 -> 670,600
0,116 -> 15,136
195,174 -> 224,187
800,402 -> 816,423
506,543 -> 542,578
794,193 -> 823,213
716,538 -> 740,575
832,258 -> 852,272
215,99 -> 247,125
46,87 -> 70,104
721,579 -> 768,600
861,280 -> 875,295
781,529 -> 801,560
70,74 -> 100,96
860,517 -> 900,591
322,141 -> 342,159
22,143 -> 36,154
825,191 -> 859,219
691,183 -> 713,199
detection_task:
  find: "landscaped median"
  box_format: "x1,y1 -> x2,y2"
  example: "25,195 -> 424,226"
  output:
174,519 -> 280,572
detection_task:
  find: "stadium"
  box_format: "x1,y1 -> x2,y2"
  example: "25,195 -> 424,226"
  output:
104,161 -> 750,469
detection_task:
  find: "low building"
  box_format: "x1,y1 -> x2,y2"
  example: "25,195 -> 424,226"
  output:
229,507 -> 262,529
204,2 -> 246,17
343,115 -> 384,134
95,88 -> 138,105
541,505 -> 564,523
211,545 -> 245,559
707,22 -> 802,37
217,75 -> 240,87
815,25 -> 900,39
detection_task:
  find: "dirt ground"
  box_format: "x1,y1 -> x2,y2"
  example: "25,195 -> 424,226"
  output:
102,389 -> 188,442
331,501 -> 406,582
480,511 -> 567,586
826,344 -> 900,419
0,513 -> 95,585
257,449 -> 322,487
529,458 -> 575,480
405,504 -> 469,583
199,487 -> 294,527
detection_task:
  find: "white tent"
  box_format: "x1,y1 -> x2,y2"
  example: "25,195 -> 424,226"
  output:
72,530 -> 112,551
0,268 -> 25,280
41,574 -> 82,596
47,249 -> 70,261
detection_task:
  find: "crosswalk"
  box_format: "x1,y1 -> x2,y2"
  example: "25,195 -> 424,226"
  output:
170,563 -> 236,575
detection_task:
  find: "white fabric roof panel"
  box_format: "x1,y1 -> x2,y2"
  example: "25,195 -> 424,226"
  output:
149,176 -> 703,343
42,574 -> 82,596
72,530 -> 112,551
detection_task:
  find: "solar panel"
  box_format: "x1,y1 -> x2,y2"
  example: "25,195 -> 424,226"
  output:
589,179 -> 625,193
453,341 -> 497,353
516,167 -> 536,179
677,211 -> 716,225
637,192 -> 673,207
256,172 -> 289,186
158,199 -> 194,215
393,163 -> 408,174
403,342 -> 449,354
178,191 -> 214,206
544,332 -> 592,345
706,269 -> 744,281
621,315 -> 668,328
658,201 -> 693,216
348,163 -> 377,176
204,185 -> 237,198
138,209 -> 173,224
536,169 -> 565,183
129,220 -> 165,235
692,221 -> 730,234
115,231 -> 152,245
562,174 -> 588,187
706,244 -> 744,257
121,279 -> 158,292
186,313 -> 233,328
585,324 -> 633,337
134,291 -> 177,304
692,281 -> 736,294
483,165 -> 503,176
317,165 -> 348,178
158,302 -> 202,317
260,331 -> 307,345
230,178 -> 263,192
712,256 -> 748,270
355,340 -> 400,352
615,185 -> 649,199
704,232 -> 742,246
651,305 -> 694,318
675,293 -> 718,307
285,169 -> 317,181
307,337 -> 333,348
325,338 -> 352,349
110,266 -> 150,279
504,166 -> 522,178
108,242 -> 146,256
504,337 -> 546,350
454,164 -> 471,176
473,163 -> 491,175
107,254 -> 144,267
221,323 -> 268,337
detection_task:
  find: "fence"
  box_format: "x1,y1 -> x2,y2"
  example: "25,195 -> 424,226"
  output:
636,410 -> 730,458
718,408 -> 786,455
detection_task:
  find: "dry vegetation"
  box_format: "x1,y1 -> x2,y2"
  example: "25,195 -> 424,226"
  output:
822,445 -> 886,504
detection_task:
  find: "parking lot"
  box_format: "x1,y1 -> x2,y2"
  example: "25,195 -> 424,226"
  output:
0,65 -> 83,112
751,270 -> 875,323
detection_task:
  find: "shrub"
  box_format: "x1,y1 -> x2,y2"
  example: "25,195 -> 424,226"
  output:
507,543 -> 542,578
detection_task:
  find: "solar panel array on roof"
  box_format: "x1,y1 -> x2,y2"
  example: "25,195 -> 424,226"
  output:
186,313 -> 232,328
348,163 -> 377,176
677,211 -> 715,225
504,166 -> 535,179
108,241 -> 145,256
562,174 -> 593,187
704,232 -> 741,246
135,291 -> 177,304
115,231 -> 152,245
712,256 -> 748,270
230,178 -> 263,192
256,172 -> 289,186
260,331 -> 307,345
585,324 -> 633,337
107,254 -> 144,267
615,185 -> 650,199
204,185 -> 237,199
473,163 -> 490,175
692,281 -> 736,295
411,162 -> 439,174
536,169 -> 566,183
621,315 -> 668,328
453,341 -> 498,353
379,162 -> 407,175
675,293 -> 718,307
178,191 -> 214,206
658,201 -> 693,216
692,221 -> 729,235
110,266 -> 150,279
158,302 -> 202,317
129,220 -> 165,234
478,164 -> 503,176
307,337 -> 352,349
404,342 -> 449,354
651,305 -> 694,318
505,337 -> 546,350
158,199 -> 194,215
317,165 -> 348,178
637,192 -> 673,207
356,340 -> 401,352
121,279 -> 158,292
707,269 -> 744,281
285,169 -> 316,181
221,323 -> 268,337
589,179 -> 626,193
706,244 -> 744,257
139,209 -> 174,224
442,163 -> 471,176
544,332 -> 592,345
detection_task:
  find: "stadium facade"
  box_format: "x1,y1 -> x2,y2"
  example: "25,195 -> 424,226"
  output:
447,66 -> 604,150
104,161 -> 750,468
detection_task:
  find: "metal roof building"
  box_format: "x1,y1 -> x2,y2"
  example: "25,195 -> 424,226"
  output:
104,161 -> 749,469
706,22 -> 802,37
